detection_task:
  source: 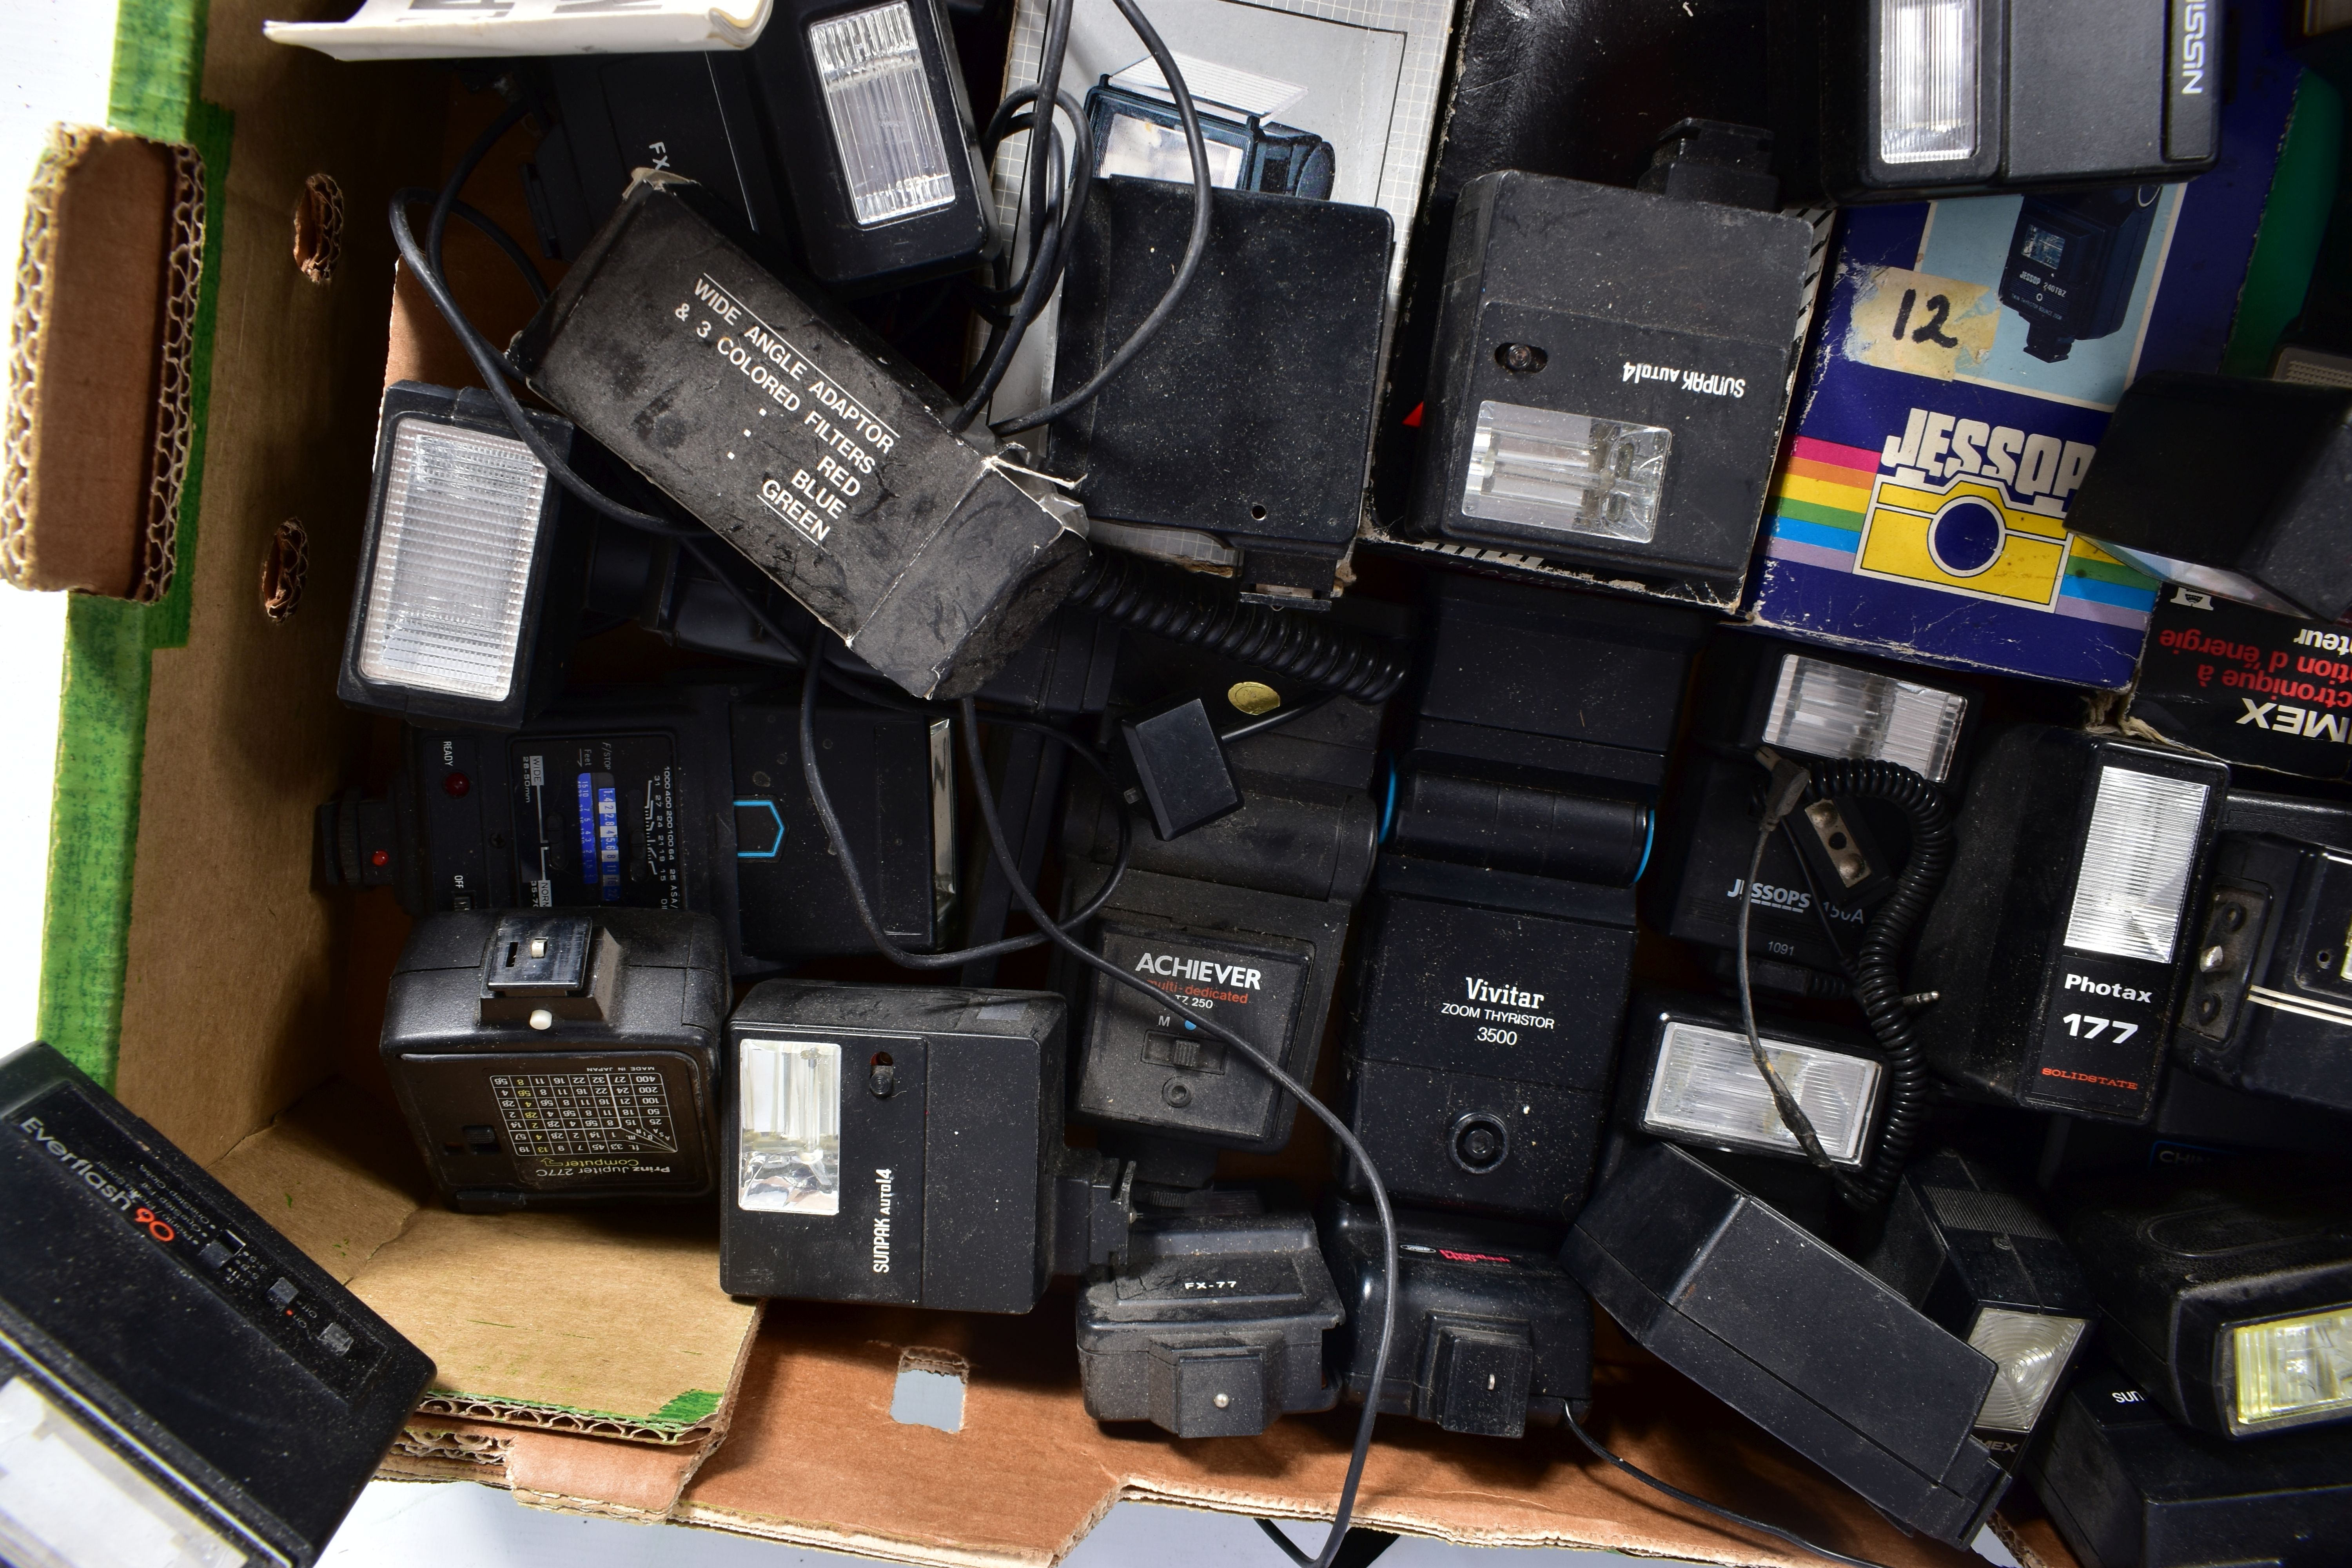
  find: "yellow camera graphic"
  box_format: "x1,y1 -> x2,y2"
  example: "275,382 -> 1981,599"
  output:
1853,474 -> 2071,606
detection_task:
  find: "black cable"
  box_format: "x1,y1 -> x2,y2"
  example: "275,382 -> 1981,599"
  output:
1219,692 -> 1338,745
947,688 -> 1397,1568
1561,1408 -> 1895,1568
392,187 -> 548,306
989,0 -> 1211,438
799,627 -> 1131,968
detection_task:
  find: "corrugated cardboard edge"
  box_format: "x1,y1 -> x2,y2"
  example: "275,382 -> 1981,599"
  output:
2,123 -> 199,601
379,1419 -> 727,1521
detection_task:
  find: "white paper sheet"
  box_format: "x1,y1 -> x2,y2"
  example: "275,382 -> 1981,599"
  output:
263,0 -> 773,60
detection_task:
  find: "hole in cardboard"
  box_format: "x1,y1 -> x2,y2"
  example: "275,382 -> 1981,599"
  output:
889,1347 -> 968,1434
261,519 -> 308,622
292,174 -> 344,283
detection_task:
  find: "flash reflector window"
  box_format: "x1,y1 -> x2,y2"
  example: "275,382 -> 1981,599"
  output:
809,2 -> 956,227
1644,1021 -> 1883,1166
1763,655 -> 1967,781
1968,1308 -> 2087,1433
2063,766 -> 2211,964
1461,401 -> 1671,544
354,417 -> 547,704
0,1376 -> 245,1568
1879,0 -> 1978,165
1100,113 -> 1245,187
738,1039 -> 842,1215
2230,1305 -> 2352,1433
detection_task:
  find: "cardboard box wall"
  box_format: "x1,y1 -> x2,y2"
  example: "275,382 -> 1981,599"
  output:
27,0 -> 2077,1561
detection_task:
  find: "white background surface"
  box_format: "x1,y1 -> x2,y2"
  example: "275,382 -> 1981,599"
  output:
4,5 -> 2034,1566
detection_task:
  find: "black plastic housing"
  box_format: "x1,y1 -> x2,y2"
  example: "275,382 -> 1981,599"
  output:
1074,1205 -> 1343,1437
720,980 -> 1067,1312
2173,830 -> 2352,1116
1861,1148 -> 2099,1439
2024,1361 -> 2352,1568
1045,179 -> 1391,603
1411,168 -> 1811,597
1771,0 -> 2223,204
1319,1201 -> 1590,1438
0,1044 -> 435,1567
315,681 -> 949,975
1910,727 -> 2229,1123
1081,82 -> 1334,201
1563,1142 -> 2008,1547
2063,374 -> 2352,621
380,908 -> 729,1209
521,0 -> 998,294
2053,1160 -> 2352,1440
1651,635 -> 1976,984
511,176 -> 1085,700
335,383 -> 585,731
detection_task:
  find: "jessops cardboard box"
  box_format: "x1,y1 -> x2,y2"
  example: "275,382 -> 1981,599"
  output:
10,0 -> 2071,1562
1745,0 -> 2308,691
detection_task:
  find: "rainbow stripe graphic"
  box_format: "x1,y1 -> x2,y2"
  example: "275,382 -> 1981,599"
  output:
1762,437 -> 2158,629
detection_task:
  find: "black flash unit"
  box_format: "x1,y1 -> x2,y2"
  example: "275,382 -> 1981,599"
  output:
1860,1148 -> 2098,1441
0,1043 -> 435,1567
2024,1360 -> 2352,1568
720,981 -> 1076,1314
1074,1201 -> 1344,1438
1319,1200 -> 1591,1439
1082,78 -> 1334,200
1771,0 -> 2222,203
1411,148 -> 1813,599
1911,727 -> 2228,1123
2056,1160 -> 2352,1442
1617,992 -> 1889,1174
379,908 -> 730,1210
1342,575 -> 1709,1223
2062,374 -> 2352,622
1998,187 -> 2163,365
1564,1141 -> 2011,1547
512,176 -> 1086,700
523,0 -> 1000,294
336,383 -> 586,731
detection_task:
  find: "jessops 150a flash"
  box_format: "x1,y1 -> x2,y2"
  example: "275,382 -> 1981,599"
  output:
2056,1161 -> 2352,1441
1343,574 -> 1708,1221
316,681 -> 954,974
1911,727 -> 2227,1123
380,908 -> 729,1209
0,1044 -> 435,1568
1617,993 -> 1887,1172
2174,829 -> 2352,1117
2062,374 -> 2352,621
337,383 -> 586,731
1772,0 -> 2223,203
1045,178 -> 1391,606
512,175 -> 1086,700
1319,1200 -> 1590,1439
523,0 -> 1000,294
1860,1148 -> 2096,1439
1566,1142 -> 2009,1546
1654,637 -> 1976,987
2023,1360 -> 2352,1568
721,981 -> 1077,1313
1082,71 -> 1334,200
1998,188 -> 2162,365
1411,151 -> 1812,598
1075,1203 -> 1343,1438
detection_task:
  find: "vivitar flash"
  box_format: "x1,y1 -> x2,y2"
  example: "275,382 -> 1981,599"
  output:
1412,143 -> 1813,599
0,1043 -> 434,1565
381,908 -> 729,1209
511,175 -> 1085,700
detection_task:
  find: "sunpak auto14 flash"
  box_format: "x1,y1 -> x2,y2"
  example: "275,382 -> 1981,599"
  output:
1411,136 -> 1813,600
511,175 -> 1085,700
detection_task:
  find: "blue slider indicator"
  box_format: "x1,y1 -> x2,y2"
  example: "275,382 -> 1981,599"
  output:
578,772 -> 623,902
734,798 -> 786,860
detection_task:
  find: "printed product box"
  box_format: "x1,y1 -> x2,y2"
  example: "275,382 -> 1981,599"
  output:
2126,589 -> 2352,782
1746,0 -> 2305,689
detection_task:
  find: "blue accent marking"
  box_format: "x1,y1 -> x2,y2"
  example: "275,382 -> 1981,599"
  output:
595,786 -> 622,902
733,797 -> 787,860
1771,515 -> 1865,553
1182,1019 -> 1196,1031
1635,808 -> 1655,882
2058,573 -> 2160,609
576,773 -> 599,890
1378,756 -> 1398,845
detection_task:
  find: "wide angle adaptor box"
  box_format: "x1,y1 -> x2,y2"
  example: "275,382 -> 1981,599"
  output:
511,174 -> 1087,700
1564,1141 -> 2009,1547
0,1042 -> 434,1565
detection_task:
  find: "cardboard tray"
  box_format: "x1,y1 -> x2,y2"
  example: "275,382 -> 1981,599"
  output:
29,0 -> 2080,1560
